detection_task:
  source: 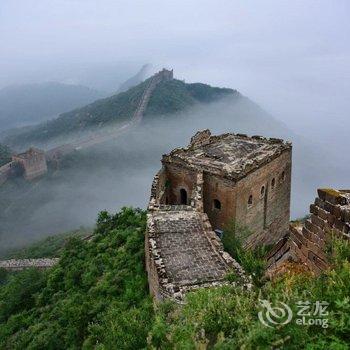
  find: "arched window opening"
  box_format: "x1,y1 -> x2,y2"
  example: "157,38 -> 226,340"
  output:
248,195 -> 253,206
180,188 -> 188,205
260,186 -> 265,197
213,199 -> 221,210
271,178 -> 276,189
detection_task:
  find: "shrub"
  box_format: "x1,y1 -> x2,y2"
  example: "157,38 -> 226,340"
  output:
222,220 -> 269,286
0,207 -> 153,349
148,238 -> 350,349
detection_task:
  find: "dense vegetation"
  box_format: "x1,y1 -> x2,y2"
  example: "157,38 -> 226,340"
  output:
0,208 -> 349,349
0,144 -> 12,167
0,208 -> 153,349
145,79 -> 236,117
222,220 -> 270,286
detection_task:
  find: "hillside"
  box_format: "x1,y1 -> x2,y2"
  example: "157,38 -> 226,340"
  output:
0,207 -> 349,349
2,78 -> 236,148
145,79 -> 236,117
0,144 -> 12,167
0,82 -> 105,132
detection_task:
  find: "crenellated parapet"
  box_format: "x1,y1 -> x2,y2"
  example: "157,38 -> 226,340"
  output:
267,189 -> 350,276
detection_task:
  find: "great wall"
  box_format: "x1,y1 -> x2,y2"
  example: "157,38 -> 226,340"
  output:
0,69 -> 349,302
145,130 -> 350,301
0,258 -> 59,271
0,69 -> 174,185
266,188 -> 350,276
46,68 -> 173,160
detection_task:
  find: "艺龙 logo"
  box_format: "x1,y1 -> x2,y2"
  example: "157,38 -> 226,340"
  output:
258,299 -> 293,328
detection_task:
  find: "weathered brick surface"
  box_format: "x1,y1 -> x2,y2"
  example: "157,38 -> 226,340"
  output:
267,189 -> 350,276
236,150 -> 291,247
203,173 -> 236,231
146,208 -> 250,301
154,211 -> 229,284
161,130 -> 292,245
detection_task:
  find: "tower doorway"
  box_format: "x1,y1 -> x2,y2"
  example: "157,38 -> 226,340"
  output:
180,188 -> 188,205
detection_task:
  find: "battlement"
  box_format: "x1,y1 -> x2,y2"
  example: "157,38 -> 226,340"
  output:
164,129 -> 291,181
12,147 -> 47,180
267,188 -> 350,276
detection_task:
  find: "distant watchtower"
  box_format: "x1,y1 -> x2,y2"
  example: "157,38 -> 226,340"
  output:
157,68 -> 173,81
12,147 -> 47,180
153,130 -> 292,247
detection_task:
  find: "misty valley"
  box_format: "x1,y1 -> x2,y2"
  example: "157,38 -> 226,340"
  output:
0,69 -> 346,255
0,4 -> 349,345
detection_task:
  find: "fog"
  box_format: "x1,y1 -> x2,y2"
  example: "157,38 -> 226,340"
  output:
0,96 -> 347,253
1,1 -> 349,140
0,1 -> 349,251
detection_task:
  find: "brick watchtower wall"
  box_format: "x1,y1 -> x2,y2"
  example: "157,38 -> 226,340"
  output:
161,131 -> 292,248
12,148 -> 47,180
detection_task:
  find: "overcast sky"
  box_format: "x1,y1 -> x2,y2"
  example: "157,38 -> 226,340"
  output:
1,0 -> 349,141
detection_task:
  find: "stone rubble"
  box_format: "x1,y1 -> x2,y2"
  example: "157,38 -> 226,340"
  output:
0,258 -> 59,271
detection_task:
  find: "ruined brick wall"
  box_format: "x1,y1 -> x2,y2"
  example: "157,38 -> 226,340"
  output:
189,129 -> 211,148
235,149 -> 292,247
163,163 -> 197,205
190,172 -> 204,212
144,217 -> 163,299
149,168 -> 167,208
203,174 -> 236,230
267,189 -> 350,276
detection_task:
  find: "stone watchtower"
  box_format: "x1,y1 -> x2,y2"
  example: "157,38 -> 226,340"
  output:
12,147 -> 47,181
156,130 -> 292,247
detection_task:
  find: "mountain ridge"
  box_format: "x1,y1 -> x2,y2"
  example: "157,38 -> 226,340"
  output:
2,77 -> 237,149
